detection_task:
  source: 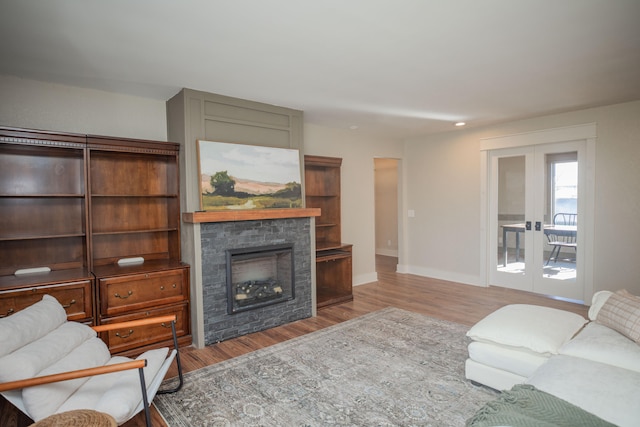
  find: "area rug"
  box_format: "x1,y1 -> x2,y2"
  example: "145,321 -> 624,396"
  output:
155,307 -> 497,426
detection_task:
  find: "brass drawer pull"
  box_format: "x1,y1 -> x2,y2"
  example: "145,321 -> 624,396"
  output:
160,283 -> 177,291
0,308 -> 15,318
114,290 -> 133,299
115,329 -> 134,339
61,299 -> 76,308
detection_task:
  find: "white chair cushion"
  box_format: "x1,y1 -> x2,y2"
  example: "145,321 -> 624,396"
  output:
56,347 -> 168,424
466,304 -> 587,355
559,321 -> 640,373
0,295 -> 67,357
0,322 -> 96,382
55,356 -> 130,415
23,336 -> 111,421
94,347 -> 169,424
57,348 -> 168,424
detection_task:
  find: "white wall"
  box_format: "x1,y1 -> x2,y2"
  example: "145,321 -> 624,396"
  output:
304,124 -> 404,285
404,100 -> 640,296
3,75 -> 638,297
0,75 -> 166,140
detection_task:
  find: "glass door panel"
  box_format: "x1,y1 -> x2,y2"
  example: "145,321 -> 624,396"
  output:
498,156 -> 526,270
542,153 -> 577,281
489,149 -> 534,292
533,146 -> 583,301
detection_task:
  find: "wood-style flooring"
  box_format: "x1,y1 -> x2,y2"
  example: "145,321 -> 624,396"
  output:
1,261 -> 589,427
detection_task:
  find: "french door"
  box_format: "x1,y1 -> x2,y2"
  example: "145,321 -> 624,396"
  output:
487,140 -> 587,302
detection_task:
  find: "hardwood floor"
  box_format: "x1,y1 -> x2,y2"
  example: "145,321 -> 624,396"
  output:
1,271 -> 589,427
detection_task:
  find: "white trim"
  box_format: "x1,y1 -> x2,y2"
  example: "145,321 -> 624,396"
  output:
583,137 -> 596,301
405,265 -> 483,287
480,123 -> 597,151
479,151 -> 489,287
354,272 -> 378,286
397,263 -> 410,274
376,248 -> 399,257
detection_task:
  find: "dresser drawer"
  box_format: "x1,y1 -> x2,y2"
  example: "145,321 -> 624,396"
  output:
0,280 -> 93,322
99,269 -> 186,316
98,303 -> 189,354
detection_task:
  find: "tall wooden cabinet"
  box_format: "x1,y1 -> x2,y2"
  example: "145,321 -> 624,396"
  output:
0,127 -> 190,355
0,128 -> 94,323
304,155 -> 353,307
87,136 -> 191,356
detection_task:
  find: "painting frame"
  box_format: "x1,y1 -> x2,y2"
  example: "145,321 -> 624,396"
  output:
197,140 -> 303,211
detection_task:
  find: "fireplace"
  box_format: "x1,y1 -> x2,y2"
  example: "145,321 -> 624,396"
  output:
198,216 -> 314,344
226,244 -> 294,314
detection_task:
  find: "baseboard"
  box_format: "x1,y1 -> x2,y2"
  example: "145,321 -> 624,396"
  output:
354,272 -> 378,286
401,265 -> 483,287
375,248 -> 398,257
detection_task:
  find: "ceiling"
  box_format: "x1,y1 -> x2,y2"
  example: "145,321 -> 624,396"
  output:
1,0 -> 639,140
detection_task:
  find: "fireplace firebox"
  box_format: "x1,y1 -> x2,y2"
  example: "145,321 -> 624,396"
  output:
226,244 -> 294,314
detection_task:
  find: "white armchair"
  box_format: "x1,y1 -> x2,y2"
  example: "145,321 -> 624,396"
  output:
0,295 -> 183,426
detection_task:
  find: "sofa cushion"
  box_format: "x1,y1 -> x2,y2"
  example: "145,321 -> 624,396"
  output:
559,322 -> 640,373
527,355 -> 640,427
0,321 -> 96,382
596,289 -> 640,343
0,295 -> 67,357
467,341 -> 549,378
466,304 -> 587,355
588,290 -> 613,320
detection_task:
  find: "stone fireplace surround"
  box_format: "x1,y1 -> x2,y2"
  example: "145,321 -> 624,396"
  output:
185,210 -> 319,345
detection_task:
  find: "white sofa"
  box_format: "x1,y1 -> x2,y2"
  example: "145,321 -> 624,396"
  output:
465,290 -> 640,427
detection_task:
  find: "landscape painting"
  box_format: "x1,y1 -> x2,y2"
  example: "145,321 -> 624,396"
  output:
197,140 -> 302,211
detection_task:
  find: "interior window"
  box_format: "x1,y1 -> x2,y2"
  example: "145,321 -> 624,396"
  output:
548,153 -> 578,218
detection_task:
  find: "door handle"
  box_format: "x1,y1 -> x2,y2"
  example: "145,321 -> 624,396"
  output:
525,221 -> 531,231
535,221 -> 541,231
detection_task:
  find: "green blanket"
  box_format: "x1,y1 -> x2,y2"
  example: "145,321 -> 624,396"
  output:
466,384 -> 616,427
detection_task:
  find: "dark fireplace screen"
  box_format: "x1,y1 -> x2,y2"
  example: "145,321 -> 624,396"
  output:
226,244 -> 295,314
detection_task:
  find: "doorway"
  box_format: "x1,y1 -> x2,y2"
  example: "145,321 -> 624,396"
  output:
481,124 -> 596,303
374,158 -> 399,273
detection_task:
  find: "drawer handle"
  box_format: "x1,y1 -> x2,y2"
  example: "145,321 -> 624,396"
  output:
115,329 -> 134,339
61,299 -> 76,308
114,291 -> 133,299
161,322 -> 172,328
160,283 -> 177,291
0,308 -> 15,318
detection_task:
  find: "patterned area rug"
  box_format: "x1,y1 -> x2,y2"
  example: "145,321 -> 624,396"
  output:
155,307 -> 497,426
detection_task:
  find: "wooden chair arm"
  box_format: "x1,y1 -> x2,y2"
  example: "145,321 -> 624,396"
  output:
0,359 -> 147,393
91,315 -> 177,333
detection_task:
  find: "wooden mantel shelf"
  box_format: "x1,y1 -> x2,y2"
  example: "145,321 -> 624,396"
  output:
183,208 -> 321,224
